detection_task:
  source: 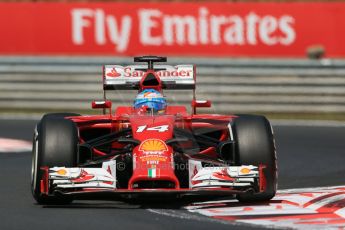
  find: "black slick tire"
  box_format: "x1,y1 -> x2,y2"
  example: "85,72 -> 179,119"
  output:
31,114 -> 79,204
232,115 -> 277,202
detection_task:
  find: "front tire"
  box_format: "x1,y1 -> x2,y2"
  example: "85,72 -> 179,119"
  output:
31,114 -> 78,204
232,115 -> 277,202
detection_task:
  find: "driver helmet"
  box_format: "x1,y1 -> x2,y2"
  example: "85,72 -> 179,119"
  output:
134,89 -> 167,114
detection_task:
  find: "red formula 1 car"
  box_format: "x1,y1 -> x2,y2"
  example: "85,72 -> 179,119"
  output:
31,56 -> 277,204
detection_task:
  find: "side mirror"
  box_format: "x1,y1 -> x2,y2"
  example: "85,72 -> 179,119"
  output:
92,100 -> 112,115
191,100 -> 211,108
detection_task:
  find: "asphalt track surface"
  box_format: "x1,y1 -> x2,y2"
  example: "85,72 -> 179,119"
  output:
0,119 -> 344,230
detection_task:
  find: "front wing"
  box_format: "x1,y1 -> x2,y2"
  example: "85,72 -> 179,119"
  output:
40,160 -> 266,199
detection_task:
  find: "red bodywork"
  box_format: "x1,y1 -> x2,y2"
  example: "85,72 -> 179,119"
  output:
40,57 -> 266,198
68,107 -> 236,191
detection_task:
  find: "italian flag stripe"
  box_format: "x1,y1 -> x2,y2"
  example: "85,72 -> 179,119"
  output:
148,168 -> 156,178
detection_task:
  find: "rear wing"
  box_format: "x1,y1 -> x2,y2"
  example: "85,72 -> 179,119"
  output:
103,64 -> 196,90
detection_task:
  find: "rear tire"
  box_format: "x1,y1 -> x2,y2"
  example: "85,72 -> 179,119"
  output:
31,114 -> 79,204
232,115 -> 277,202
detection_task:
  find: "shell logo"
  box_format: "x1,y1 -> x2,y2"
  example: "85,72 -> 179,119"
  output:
139,139 -> 168,152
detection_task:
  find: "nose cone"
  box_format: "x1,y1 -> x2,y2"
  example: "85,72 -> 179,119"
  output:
128,115 -> 179,189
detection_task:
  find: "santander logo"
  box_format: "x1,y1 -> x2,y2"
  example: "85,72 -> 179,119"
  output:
106,68 -> 121,77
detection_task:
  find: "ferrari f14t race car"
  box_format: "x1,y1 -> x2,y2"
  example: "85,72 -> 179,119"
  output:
31,56 -> 277,204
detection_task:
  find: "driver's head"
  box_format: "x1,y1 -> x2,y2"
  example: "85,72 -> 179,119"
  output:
134,89 -> 167,114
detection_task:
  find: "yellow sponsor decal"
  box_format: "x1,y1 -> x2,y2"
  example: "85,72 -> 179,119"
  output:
240,167 -> 251,174
57,169 -> 67,175
139,139 -> 168,152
